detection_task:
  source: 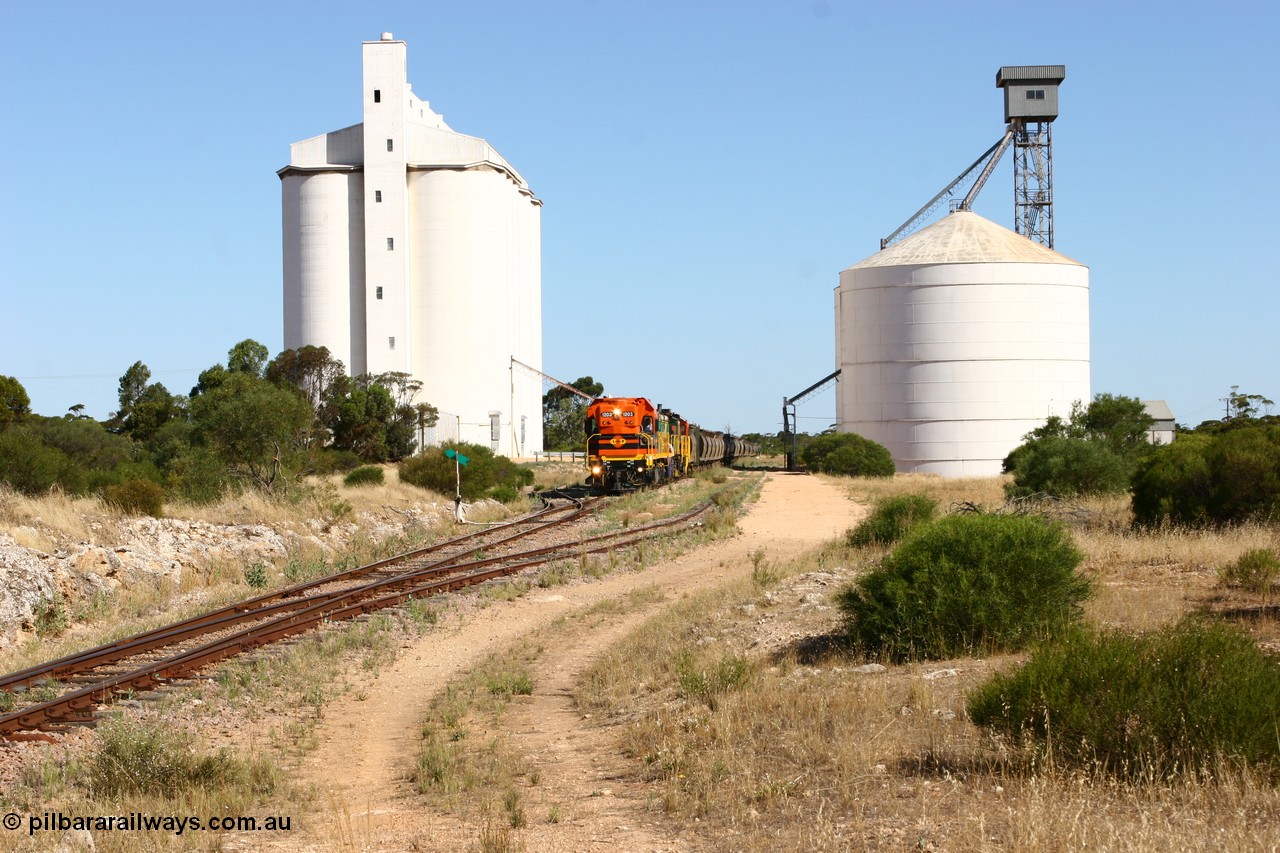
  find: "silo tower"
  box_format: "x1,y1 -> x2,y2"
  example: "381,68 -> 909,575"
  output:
834,64 -> 1082,478
834,211 -> 1090,477
279,34 -> 544,457
996,65 -> 1065,248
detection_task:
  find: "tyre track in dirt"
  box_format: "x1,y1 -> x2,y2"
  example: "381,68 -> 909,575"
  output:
232,473 -> 863,852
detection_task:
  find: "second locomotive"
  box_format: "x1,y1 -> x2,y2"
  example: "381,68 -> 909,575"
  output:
585,396 -> 757,492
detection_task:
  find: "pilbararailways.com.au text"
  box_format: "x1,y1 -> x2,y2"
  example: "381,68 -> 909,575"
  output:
8,811 -> 292,836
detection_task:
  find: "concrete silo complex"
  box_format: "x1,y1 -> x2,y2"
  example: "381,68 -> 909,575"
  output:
279,34 -> 543,456
834,211 -> 1090,477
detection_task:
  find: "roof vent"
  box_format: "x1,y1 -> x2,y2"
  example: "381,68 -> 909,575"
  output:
380,32 -> 394,41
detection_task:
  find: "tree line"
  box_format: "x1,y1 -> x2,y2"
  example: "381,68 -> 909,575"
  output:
0,340 -> 439,506
1004,390 -> 1280,526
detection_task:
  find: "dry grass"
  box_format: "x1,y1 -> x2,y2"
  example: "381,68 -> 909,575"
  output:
0,472 -> 760,852
840,476 -> 1280,635
0,468 -> 458,547
1,748 -> 284,853
522,460 -> 586,491
575,476 -> 1280,852
169,466 -> 454,527
0,484 -> 103,548
842,472 -> 1008,510
0,596 -> 450,852
0,469 -> 479,679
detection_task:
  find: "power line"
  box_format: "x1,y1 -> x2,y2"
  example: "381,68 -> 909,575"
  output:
17,369 -> 203,381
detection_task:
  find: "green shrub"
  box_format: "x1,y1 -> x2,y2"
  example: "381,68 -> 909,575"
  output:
34,592 -> 71,637
675,650 -> 751,709
800,432 -> 894,478
1001,394 -> 1160,501
1203,426 -> 1280,523
89,716 -> 276,797
306,448 -> 365,475
399,442 -> 532,501
343,465 -> 385,487
27,416 -> 136,472
91,458 -> 164,492
838,514 -> 1089,662
488,456 -> 534,498
0,429 -> 84,495
1005,435 -> 1132,499
103,479 -> 165,517
486,669 -> 534,698
400,450 -> 462,497
1218,548 -> 1280,594
1129,433 -> 1213,526
488,484 -> 519,503
968,618 -> 1280,777
1132,425 -> 1280,526
243,561 -> 269,589
165,447 -> 227,505
0,416 -> 160,497
847,494 -> 936,547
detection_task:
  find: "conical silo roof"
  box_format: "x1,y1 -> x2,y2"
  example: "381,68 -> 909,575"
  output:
848,210 -> 1082,269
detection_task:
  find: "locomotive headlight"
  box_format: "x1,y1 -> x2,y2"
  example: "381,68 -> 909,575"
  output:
591,465 -> 602,475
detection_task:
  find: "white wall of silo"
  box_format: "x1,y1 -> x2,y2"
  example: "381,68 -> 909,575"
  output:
517,191 -> 544,456
835,216 -> 1090,477
409,168 -> 541,454
282,171 -> 366,375
281,36 -> 543,458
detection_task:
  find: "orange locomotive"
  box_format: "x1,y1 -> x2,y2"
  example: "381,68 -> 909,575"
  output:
584,396 -> 757,492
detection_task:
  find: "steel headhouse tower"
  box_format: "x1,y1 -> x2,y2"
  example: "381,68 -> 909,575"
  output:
996,65 -> 1065,248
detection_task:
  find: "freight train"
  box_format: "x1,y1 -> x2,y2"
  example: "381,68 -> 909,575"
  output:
585,396 -> 758,492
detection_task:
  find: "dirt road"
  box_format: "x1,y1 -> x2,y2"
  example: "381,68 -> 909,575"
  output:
238,473 -> 862,852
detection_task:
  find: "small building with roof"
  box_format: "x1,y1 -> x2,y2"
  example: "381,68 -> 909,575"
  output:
1142,400 -> 1176,445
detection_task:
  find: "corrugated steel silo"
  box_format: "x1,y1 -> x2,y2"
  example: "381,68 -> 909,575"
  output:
835,211 -> 1090,477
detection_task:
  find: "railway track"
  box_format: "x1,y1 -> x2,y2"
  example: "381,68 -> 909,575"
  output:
0,495 -> 715,740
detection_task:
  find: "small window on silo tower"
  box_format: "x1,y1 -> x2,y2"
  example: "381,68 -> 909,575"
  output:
374,89 -> 381,103
376,287 -> 383,300
375,190 -> 382,203
389,337 -> 395,350
386,139 -> 393,152
387,238 -> 394,250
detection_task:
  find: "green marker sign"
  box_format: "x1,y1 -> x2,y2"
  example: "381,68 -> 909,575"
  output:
445,449 -> 470,466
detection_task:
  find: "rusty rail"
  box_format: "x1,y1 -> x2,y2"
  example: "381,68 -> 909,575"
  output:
0,498 -> 711,738
0,498 -> 602,694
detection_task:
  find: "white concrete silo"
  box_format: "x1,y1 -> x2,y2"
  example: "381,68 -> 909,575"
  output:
409,162 -> 542,454
281,170 -> 366,375
834,211 -> 1090,477
280,35 -> 543,456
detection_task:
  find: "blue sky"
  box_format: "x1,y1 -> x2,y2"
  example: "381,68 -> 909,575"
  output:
3,1 -> 1276,435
